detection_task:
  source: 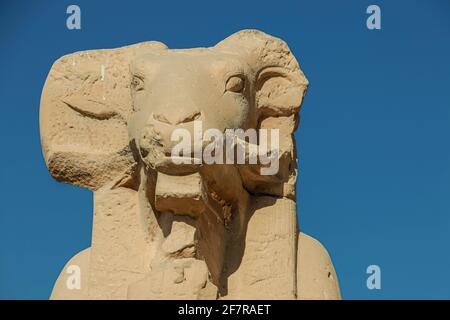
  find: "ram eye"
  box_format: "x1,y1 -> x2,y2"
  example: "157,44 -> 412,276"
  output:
225,76 -> 245,93
131,75 -> 144,91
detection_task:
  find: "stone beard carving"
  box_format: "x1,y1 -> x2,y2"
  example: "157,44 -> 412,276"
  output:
40,30 -> 341,300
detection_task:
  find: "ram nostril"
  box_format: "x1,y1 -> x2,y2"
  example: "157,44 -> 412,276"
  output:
176,111 -> 201,125
153,113 -> 171,125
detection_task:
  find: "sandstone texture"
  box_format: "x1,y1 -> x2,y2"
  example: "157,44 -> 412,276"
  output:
41,30 -> 341,300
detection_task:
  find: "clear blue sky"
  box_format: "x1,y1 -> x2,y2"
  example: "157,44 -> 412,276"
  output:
0,0 -> 449,299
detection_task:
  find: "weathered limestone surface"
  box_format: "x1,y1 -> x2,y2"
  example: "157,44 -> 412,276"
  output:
41,30 -> 341,300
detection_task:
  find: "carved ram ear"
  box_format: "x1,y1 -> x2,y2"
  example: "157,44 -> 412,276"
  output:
40,41 -> 167,190
215,30 -> 308,199
214,29 -> 308,118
